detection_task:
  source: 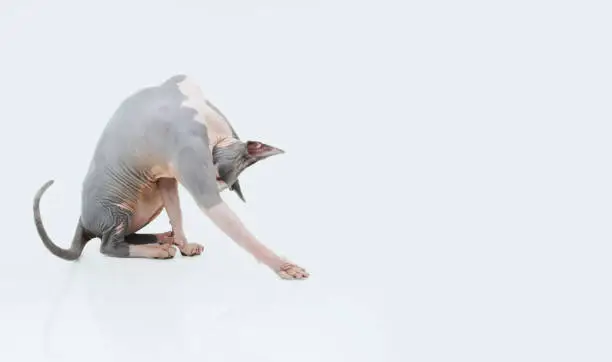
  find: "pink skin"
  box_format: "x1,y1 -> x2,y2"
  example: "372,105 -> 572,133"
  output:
152,173 -> 308,279
158,177 -> 204,256
129,241 -> 177,259
125,175 -> 307,276
202,201 -> 309,279
153,231 -> 204,255
154,178 -> 308,279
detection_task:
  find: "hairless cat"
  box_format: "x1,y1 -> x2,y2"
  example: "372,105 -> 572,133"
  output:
32,74 -> 309,280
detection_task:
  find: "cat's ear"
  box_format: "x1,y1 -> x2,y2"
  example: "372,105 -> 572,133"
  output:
246,141 -> 285,159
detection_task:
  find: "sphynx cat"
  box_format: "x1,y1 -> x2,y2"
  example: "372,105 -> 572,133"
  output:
33,74 -> 309,280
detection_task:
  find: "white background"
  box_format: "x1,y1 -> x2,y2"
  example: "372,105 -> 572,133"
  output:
0,1 -> 610,361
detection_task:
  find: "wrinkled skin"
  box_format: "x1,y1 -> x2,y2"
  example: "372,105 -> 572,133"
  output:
33,74 -> 309,280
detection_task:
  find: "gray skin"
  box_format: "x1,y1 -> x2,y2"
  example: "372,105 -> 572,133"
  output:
33,74 -> 309,280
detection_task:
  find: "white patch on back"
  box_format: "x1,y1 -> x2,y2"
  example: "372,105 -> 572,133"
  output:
174,76 -> 233,184
176,76 -> 234,143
